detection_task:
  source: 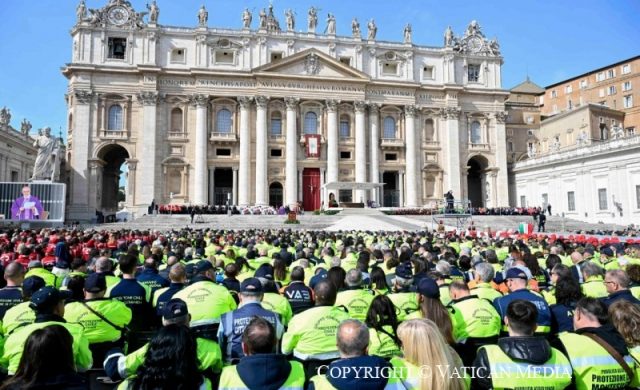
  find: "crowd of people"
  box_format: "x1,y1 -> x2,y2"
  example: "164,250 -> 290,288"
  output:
0,226 -> 638,389
156,204 -> 281,216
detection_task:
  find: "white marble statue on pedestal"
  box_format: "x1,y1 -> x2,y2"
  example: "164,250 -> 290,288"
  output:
242,8 -> 252,29
31,127 -> 60,181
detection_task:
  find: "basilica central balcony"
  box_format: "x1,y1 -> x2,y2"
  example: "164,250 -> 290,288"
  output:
380,137 -> 404,149
99,129 -> 128,140
210,132 -> 238,144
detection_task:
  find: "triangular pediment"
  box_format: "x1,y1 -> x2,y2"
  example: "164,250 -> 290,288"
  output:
253,48 -> 370,81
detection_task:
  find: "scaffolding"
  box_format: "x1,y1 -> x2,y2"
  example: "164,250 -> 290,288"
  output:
430,199 -> 473,231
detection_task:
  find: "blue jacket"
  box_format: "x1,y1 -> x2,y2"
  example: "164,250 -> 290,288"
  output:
550,302 -> 576,333
309,355 -> 391,390
136,268 -> 169,292
0,286 -> 22,319
493,288 -> 551,332
235,354 -> 294,390
109,279 -> 153,331
154,282 -> 185,316
218,301 -> 283,362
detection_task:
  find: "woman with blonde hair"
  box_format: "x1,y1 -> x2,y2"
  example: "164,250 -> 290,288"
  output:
391,319 -> 468,390
609,300 -> 640,387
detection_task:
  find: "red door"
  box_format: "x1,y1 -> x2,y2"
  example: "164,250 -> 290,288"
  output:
302,168 -> 321,212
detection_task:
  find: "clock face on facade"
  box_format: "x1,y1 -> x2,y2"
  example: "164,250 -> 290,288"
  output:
467,36 -> 483,53
108,6 -> 130,26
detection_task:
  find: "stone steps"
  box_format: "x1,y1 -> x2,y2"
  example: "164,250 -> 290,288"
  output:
84,212 -> 629,234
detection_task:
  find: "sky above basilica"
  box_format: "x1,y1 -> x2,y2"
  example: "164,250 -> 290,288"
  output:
0,0 -> 638,137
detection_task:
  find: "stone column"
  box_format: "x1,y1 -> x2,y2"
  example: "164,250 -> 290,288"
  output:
136,91 -> 159,205
209,168 -> 215,205
404,105 -> 418,207
443,107 -> 462,200
69,90 -> 93,220
191,94 -> 209,205
255,96 -> 269,205
320,167 -> 326,208
354,101 -> 367,204
399,170 -> 405,207
285,98 -> 299,208
369,104 -> 380,204
0,155 -> 5,182
88,159 -> 105,213
298,169 -> 304,203
494,112 -> 509,206
490,170 -> 498,207
238,96 -> 253,206
125,159 -> 137,208
325,99 -> 339,204
232,167 -> 239,206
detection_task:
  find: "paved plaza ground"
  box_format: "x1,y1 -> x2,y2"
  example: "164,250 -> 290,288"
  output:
93,208 -> 629,235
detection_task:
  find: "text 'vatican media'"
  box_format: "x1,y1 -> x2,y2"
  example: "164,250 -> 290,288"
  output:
316,364 -> 572,380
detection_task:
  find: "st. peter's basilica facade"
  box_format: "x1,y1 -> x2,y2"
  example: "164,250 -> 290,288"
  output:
64,0 -> 508,220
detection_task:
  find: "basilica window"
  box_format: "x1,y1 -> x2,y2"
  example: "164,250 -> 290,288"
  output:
216,109 -> 232,133
170,48 -> 186,63
470,121 -> 481,144
425,176 -> 436,198
270,111 -> 282,136
170,108 -> 183,133
304,112 -> 318,134
339,115 -> 351,138
107,38 -> 127,60
270,52 -> 283,62
382,62 -> 399,75
214,50 -> 235,64
422,66 -> 434,80
107,105 -> 123,130
567,191 -> 576,211
424,119 -> 435,141
598,188 -> 608,210
383,116 -> 396,139
468,64 -> 480,83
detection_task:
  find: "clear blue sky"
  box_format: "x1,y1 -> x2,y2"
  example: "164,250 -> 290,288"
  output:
0,0 -> 638,139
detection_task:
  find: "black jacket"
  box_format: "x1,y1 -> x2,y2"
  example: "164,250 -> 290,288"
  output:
2,372 -> 88,390
472,336 -> 553,390
601,289 -> 640,307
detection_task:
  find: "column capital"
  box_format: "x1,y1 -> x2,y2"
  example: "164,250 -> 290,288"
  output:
255,95 -> 269,108
494,111 -> 508,123
74,90 -> 94,104
285,97 -> 300,110
189,94 -> 209,107
325,99 -> 339,112
238,96 -> 254,109
125,158 -> 138,171
368,103 -> 381,114
354,101 -> 367,113
441,106 -> 461,119
404,105 -> 417,118
88,158 -> 106,170
136,91 -> 160,106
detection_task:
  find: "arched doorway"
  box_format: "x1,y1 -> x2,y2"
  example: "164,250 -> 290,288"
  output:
269,182 -> 283,208
97,144 -> 129,213
467,156 -> 488,208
